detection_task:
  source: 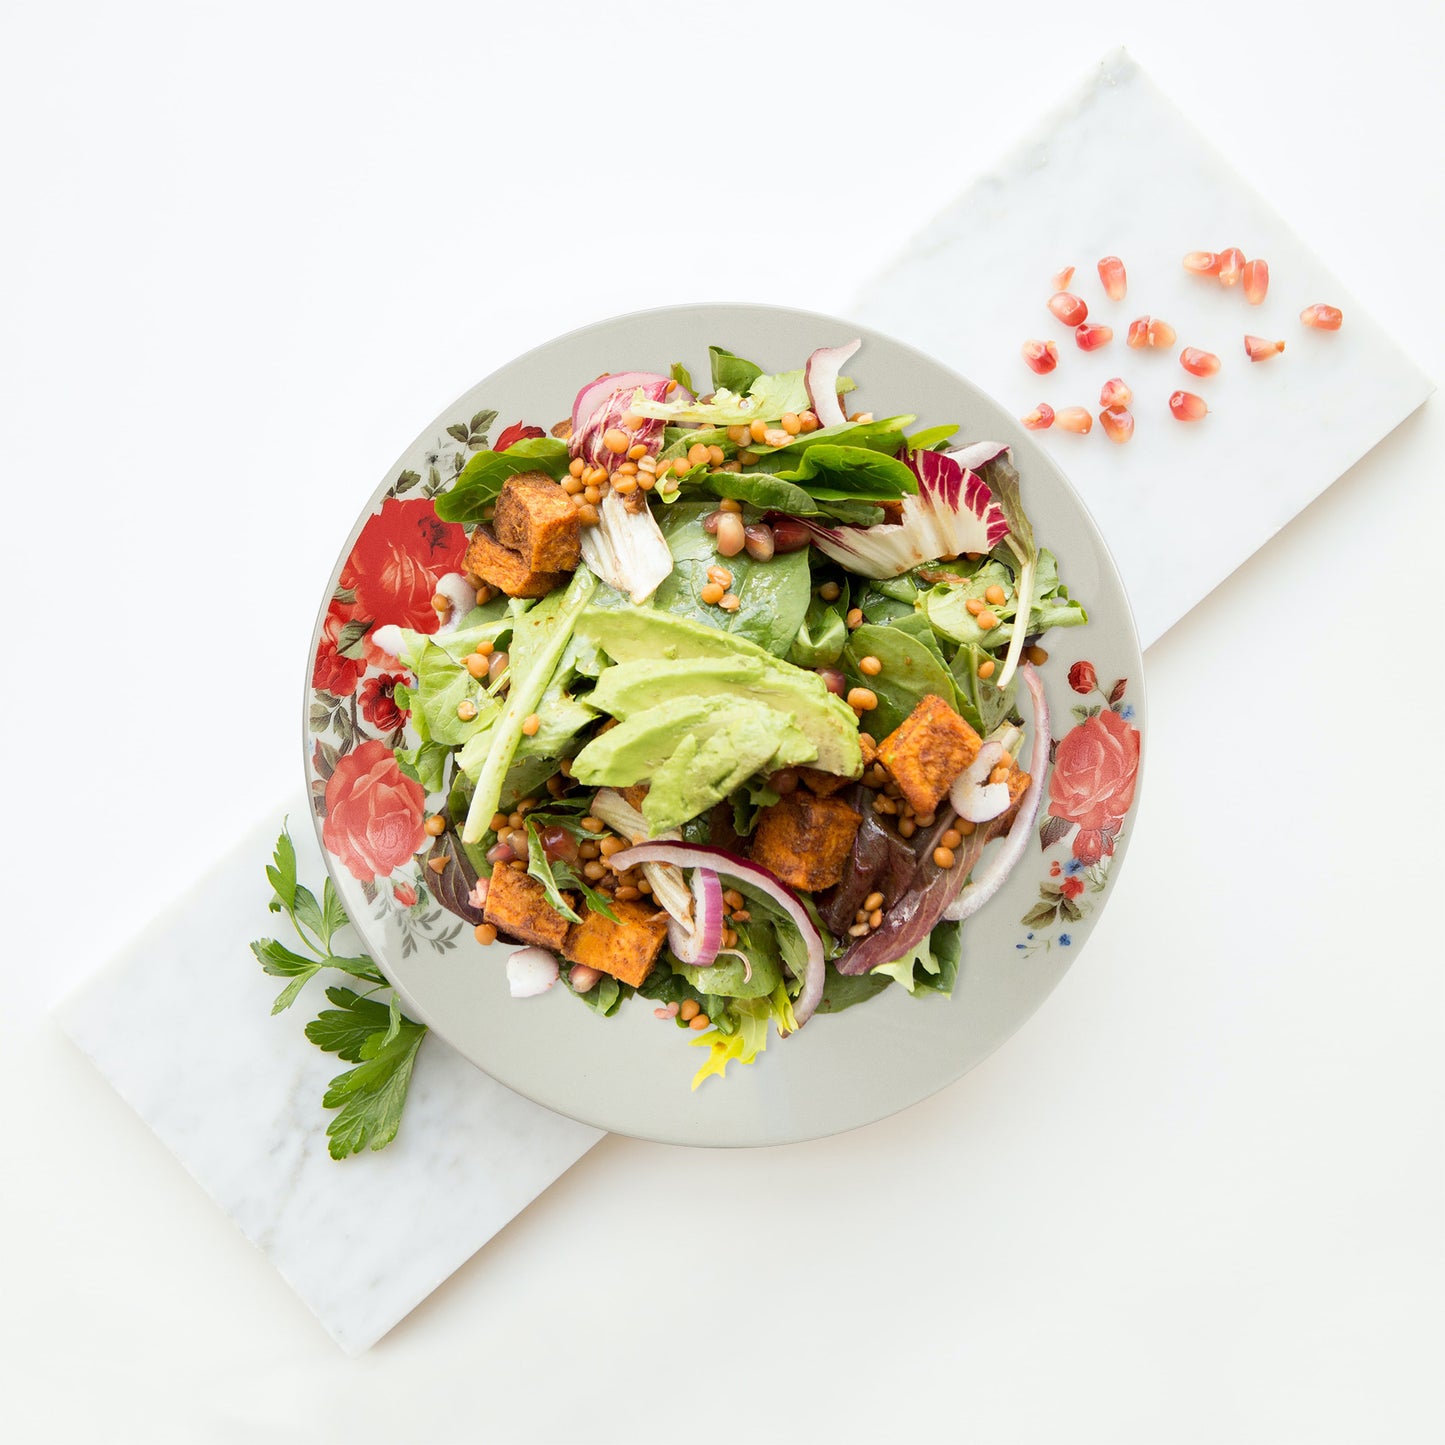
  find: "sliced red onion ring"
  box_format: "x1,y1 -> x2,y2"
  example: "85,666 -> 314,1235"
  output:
506,947 -> 560,998
571,370 -> 687,434
804,338 -> 861,428
609,843 -> 826,1027
944,663 -> 1051,922
668,868 -> 724,966
949,740 -> 1012,823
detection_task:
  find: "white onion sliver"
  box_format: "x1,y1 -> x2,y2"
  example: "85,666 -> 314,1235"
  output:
944,663 -> 1051,922
507,947 -> 560,998
610,843 -> 827,1027
804,339 -> 861,428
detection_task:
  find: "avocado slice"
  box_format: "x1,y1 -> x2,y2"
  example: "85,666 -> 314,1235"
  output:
590,655 -> 862,779
574,606 -> 776,666
570,698 -> 817,787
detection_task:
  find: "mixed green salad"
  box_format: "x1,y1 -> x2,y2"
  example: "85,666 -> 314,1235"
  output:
374,339 -> 1087,1086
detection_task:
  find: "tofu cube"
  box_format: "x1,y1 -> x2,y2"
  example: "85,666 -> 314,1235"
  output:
493,472 -> 581,573
749,792 -> 862,892
563,899 -> 669,988
877,694 -> 982,815
464,526 -> 569,599
797,767 -> 850,797
482,862 -> 571,951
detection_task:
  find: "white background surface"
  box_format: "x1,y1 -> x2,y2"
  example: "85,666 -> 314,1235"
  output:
2,2 -> 1441,1442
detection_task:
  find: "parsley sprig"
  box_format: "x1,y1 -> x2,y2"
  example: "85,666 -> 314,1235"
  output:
252,826 -> 429,1159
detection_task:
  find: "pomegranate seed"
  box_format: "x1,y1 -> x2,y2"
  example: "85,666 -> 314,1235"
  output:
1146,317 -> 1177,348
1097,256 -> 1127,301
1182,251 -> 1221,275
1099,377 -> 1132,409
1180,347 -> 1221,378
1242,258 -> 1269,305
1048,291 -> 1089,327
1054,407 -> 1093,435
1216,247 -> 1245,287
1099,407 -> 1134,445
1301,304 -> 1343,331
1126,317 -> 1150,348
1021,403 -> 1055,430
1075,323 -> 1113,351
1244,334 -> 1286,362
1169,390 -> 1209,422
1051,265 -> 1075,291
1021,339 -> 1060,374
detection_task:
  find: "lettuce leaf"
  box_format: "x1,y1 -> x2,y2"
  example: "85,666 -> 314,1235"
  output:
870,920 -> 962,996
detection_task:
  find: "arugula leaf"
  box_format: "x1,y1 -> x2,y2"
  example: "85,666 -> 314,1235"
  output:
709,345 -> 762,395
310,987 -> 429,1160
433,436 -> 572,524
525,816 -> 620,924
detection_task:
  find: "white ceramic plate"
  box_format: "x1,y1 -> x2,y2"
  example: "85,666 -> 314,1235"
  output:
305,303 -> 1145,1146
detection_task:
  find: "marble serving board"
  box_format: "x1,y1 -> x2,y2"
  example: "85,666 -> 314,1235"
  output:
852,49 -> 1432,647
52,50 -> 1430,1355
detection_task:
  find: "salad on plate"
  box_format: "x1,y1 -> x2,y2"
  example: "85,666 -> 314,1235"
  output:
373,339 -> 1088,1086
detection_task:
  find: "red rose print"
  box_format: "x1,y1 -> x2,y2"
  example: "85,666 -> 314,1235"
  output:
360,673 -> 409,733
1068,660 -> 1098,694
1047,707 -> 1140,865
313,601 -> 365,698
494,420 -> 546,452
339,497 -> 468,634
1059,876 -> 1084,899
322,739 -> 427,884
392,881 -> 418,907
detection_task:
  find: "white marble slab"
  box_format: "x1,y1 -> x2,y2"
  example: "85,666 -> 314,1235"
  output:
51,50 -> 1432,1358
54,811 -> 601,1356
852,49 -> 1433,647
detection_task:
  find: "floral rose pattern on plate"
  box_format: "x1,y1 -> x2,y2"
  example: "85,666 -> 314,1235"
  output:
308,407 -> 542,958
1020,662 -> 1141,951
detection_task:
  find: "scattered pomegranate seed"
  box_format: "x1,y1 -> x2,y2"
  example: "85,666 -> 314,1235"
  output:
1021,403 -> 1055,430
1169,390 -> 1209,422
1075,323 -> 1113,351
1301,304 -> 1343,331
1244,334 -> 1286,361
1097,256 -> 1127,301
1216,247 -> 1245,287
1182,251 -> 1221,275
1054,407 -> 1094,434
1146,317 -> 1177,348
1099,377 -> 1132,409
1021,339 -> 1060,375
1048,291 -> 1089,327
1242,258 -> 1269,306
1126,317 -> 1150,348
1180,347 -> 1221,378
1099,407 -> 1135,445
1051,265 -> 1075,291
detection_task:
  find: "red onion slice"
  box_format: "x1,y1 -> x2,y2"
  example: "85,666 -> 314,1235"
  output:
804,338 -> 861,428
570,370 -> 687,434
667,868 -> 724,966
609,843 -> 826,1027
507,946 -> 560,998
944,663 -> 1051,922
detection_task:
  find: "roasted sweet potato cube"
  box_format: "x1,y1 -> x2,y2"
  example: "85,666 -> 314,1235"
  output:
464,526 -> 569,599
797,768 -> 850,798
1005,763 -> 1031,807
749,792 -> 861,892
563,898 -> 669,988
621,783 -> 650,814
877,694 -> 981,815
493,472 -> 581,573
483,862 -> 571,951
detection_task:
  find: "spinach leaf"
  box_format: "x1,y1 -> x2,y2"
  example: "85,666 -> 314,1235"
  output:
670,360 -> 696,394
842,621 -> 959,739
787,594 -> 847,669
852,573 -> 918,624
904,423 -> 959,452
950,642 -> 1018,736
770,444 -> 918,501
816,965 -> 891,1014
678,919 -> 783,1000
694,468 -> 884,525
652,502 -> 810,658
748,414 -> 914,460
708,345 -> 763,395
433,436 -> 571,524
